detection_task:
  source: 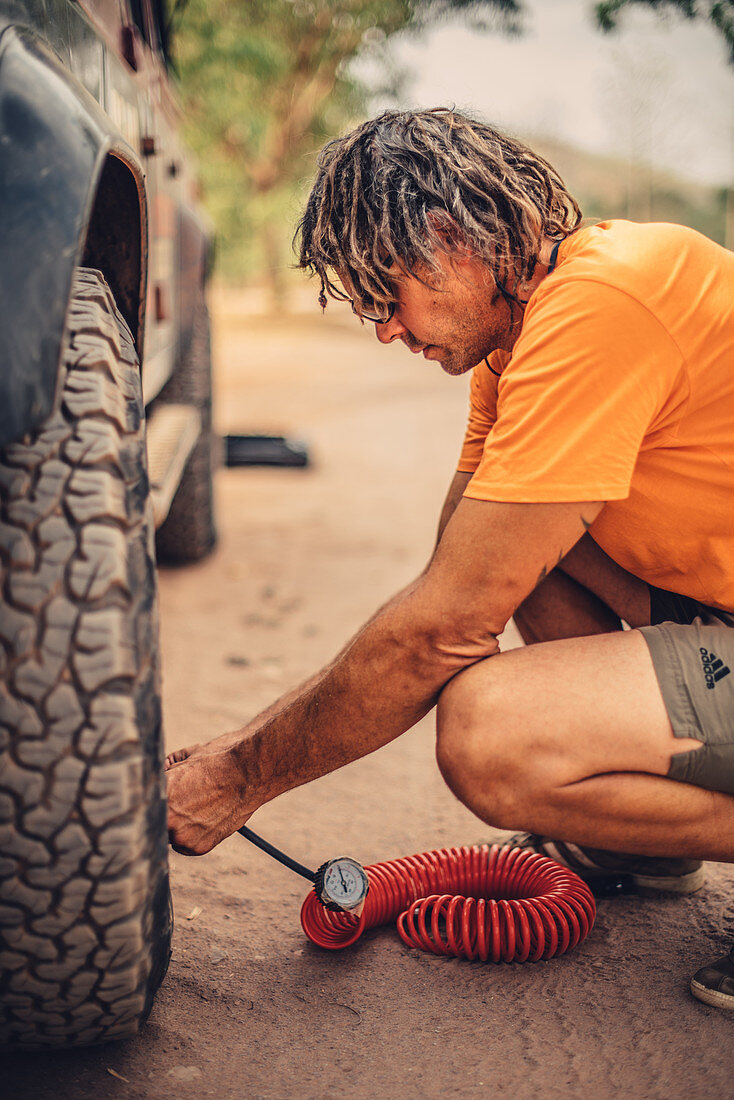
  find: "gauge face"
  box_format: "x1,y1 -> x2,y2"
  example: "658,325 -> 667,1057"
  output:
321,858 -> 368,910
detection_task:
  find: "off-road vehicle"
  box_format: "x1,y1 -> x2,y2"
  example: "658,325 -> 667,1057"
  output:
0,0 -> 216,1048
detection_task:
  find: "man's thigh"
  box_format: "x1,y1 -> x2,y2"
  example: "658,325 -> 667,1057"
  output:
439,629 -> 703,790
514,537 -> 734,795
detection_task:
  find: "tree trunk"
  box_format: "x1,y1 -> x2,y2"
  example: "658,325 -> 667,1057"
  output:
261,219 -> 288,313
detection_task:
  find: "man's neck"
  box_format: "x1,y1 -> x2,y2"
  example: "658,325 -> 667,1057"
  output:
523,236 -> 562,299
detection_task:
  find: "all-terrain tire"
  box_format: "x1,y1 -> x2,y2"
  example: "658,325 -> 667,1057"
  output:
154,289 -> 216,564
0,268 -> 171,1049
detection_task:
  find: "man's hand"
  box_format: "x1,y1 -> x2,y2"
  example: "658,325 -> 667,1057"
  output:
166,735 -> 251,855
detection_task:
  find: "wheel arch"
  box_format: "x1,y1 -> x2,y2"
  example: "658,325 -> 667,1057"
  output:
0,25 -> 147,447
82,152 -> 147,356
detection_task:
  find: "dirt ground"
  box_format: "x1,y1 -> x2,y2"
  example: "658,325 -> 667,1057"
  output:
5,288 -> 734,1098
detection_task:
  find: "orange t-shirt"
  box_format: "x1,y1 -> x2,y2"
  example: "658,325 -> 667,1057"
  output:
457,220 -> 734,610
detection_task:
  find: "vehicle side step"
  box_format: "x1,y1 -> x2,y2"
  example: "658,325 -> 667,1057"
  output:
224,434 -> 309,468
146,404 -> 200,527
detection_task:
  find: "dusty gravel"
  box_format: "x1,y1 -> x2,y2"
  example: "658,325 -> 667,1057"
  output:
5,288 -> 734,1098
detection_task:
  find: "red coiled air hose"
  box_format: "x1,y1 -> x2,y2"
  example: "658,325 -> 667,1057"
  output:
301,844 -> 595,961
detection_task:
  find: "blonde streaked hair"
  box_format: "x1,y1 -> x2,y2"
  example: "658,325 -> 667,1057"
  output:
296,108 -> 581,311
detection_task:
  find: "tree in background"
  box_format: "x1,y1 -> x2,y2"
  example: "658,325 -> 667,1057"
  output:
173,0 -> 733,299
595,1 -> 734,62
595,1 -> 734,246
173,1 -> 522,302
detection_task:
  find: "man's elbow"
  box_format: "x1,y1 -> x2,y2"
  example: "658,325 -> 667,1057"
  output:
382,572 -> 514,688
408,606 -> 506,682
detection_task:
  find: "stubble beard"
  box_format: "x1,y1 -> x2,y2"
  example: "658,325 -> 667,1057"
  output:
438,317 -> 519,376
438,353 -> 475,377
436,291 -> 521,377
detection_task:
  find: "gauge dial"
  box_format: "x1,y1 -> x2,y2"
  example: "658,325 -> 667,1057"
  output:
317,857 -> 369,911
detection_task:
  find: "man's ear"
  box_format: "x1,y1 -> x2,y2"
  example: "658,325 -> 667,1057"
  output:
425,210 -> 474,265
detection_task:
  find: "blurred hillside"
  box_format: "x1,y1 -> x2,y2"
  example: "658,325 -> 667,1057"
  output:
533,135 -> 730,246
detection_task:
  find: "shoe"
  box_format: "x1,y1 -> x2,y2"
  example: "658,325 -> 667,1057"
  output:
690,946 -> 734,1009
505,833 -> 705,895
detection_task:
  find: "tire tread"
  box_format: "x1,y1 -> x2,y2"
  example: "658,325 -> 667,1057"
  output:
0,268 -> 170,1050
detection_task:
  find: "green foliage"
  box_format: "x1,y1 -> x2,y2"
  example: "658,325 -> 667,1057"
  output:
595,0 -> 734,62
172,0 -> 523,287
172,0 -> 732,289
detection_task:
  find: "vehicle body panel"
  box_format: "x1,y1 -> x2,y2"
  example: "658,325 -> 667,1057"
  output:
0,0 -> 210,444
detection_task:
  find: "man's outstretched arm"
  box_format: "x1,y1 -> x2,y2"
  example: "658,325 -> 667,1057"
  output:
166,498 -> 602,855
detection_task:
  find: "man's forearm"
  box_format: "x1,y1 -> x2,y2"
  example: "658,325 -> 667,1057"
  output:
166,576 -> 501,854
233,579 -> 496,807
231,494 -> 599,811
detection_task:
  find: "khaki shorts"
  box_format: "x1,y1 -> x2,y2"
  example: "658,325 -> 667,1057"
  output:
639,587 -> 734,796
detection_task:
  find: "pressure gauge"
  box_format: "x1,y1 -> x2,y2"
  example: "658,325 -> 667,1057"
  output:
314,857 -> 370,913
237,826 -> 369,916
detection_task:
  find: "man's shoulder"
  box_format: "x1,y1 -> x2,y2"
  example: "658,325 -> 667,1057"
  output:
550,220 -> 727,292
527,219 -> 730,337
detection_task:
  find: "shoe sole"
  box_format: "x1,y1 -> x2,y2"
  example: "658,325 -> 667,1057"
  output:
690,978 -> 734,1009
480,840 -> 706,895
631,866 -> 706,895
515,848 -> 706,895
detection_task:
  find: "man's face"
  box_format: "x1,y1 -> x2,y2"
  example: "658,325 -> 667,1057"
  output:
364,251 -> 524,376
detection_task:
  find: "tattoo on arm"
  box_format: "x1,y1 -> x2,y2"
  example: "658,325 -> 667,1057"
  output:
534,546 -> 564,589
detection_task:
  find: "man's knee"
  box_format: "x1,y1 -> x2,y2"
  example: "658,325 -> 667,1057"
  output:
435,663 -> 527,828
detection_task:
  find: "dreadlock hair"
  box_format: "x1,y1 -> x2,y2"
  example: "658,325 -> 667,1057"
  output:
296,108 -> 582,313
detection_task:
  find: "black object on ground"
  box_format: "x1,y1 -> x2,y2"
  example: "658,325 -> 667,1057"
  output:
586,873 -> 637,897
225,434 -> 309,468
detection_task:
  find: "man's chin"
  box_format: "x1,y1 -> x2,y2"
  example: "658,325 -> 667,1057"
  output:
437,352 -> 475,377
422,342 -> 486,376
438,334 -> 515,375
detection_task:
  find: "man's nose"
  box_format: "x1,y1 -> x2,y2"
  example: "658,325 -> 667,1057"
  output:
374,314 -> 406,344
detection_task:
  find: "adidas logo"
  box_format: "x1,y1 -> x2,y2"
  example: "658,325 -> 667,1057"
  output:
700,647 -> 731,690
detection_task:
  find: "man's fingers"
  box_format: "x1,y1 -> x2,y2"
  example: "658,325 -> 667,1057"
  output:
165,745 -> 199,770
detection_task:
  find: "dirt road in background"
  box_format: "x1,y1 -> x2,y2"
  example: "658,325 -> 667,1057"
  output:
5,290 -> 734,1098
